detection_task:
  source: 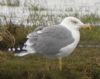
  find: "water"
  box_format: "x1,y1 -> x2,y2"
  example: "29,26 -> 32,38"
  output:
0,0 -> 100,25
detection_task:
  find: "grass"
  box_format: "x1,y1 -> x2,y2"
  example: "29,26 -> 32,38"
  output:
0,48 -> 100,79
80,26 -> 100,45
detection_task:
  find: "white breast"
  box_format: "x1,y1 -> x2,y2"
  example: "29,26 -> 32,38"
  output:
57,26 -> 80,57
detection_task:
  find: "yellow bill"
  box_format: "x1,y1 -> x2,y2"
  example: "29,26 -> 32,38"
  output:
81,23 -> 92,31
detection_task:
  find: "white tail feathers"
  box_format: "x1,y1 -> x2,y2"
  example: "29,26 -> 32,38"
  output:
14,51 -> 35,56
14,52 -> 30,56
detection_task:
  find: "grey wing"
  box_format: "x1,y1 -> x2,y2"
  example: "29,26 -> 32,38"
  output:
27,25 -> 74,56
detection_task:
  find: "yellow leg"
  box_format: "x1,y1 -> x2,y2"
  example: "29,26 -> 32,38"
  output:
45,57 -> 50,71
58,57 -> 62,71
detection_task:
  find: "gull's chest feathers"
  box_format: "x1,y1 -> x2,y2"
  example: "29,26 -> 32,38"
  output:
57,26 -> 80,57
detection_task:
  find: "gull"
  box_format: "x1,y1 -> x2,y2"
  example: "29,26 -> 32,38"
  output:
15,17 -> 91,70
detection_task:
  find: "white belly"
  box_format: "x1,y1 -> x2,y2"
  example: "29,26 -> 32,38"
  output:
57,41 -> 78,57
57,29 -> 80,57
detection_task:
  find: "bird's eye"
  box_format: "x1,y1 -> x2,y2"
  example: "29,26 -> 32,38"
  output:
71,20 -> 78,24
